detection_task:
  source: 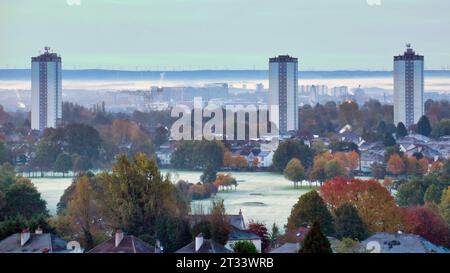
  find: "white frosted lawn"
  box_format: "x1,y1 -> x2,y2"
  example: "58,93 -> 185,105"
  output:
31,170 -> 311,227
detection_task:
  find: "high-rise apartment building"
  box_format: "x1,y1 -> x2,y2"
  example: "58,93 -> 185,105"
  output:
393,44 -> 424,128
31,47 -> 62,131
269,55 -> 299,135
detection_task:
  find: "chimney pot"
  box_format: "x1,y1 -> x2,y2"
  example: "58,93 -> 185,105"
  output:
35,227 -> 43,234
195,233 -> 204,252
115,229 -> 124,247
20,228 -> 31,247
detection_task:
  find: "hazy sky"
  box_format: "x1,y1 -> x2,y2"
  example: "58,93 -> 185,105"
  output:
1,0 -> 449,70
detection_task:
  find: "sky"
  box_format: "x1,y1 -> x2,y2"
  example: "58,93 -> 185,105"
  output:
1,0 -> 450,70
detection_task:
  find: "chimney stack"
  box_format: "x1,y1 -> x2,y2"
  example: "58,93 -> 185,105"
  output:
195,233 -> 204,252
35,227 -> 43,234
115,229 -> 124,247
20,228 -> 31,246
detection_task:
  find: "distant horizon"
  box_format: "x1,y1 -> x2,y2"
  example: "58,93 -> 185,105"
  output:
2,68 -> 450,72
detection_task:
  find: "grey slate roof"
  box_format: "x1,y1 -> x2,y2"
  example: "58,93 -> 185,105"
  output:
360,233 -> 450,253
88,235 -> 159,253
175,239 -> 232,253
0,233 -> 68,253
269,243 -> 299,253
228,226 -> 260,241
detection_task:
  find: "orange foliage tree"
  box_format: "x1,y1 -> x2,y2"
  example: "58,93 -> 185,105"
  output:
252,157 -> 259,168
320,177 -> 402,233
418,158 -> 429,175
234,156 -> 248,169
387,153 -> 405,175
214,173 -> 237,191
406,156 -> 419,175
223,150 -> 233,167
223,151 -> 249,169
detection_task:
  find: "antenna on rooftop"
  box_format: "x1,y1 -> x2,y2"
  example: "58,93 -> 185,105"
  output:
406,43 -> 411,49
44,46 -> 51,53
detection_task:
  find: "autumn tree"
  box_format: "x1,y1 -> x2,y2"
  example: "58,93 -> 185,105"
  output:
96,153 -> 190,250
252,157 -> 259,169
247,221 -> 270,252
346,151 -> 360,171
209,198 -> 231,245
223,150 -> 233,167
234,156 -> 248,169
286,191 -> 335,236
332,151 -> 359,172
430,161 -> 444,173
418,158 -> 429,175
320,177 -> 402,233
214,173 -> 237,191
284,158 -> 306,188
309,156 -> 327,183
406,156 -> 420,176
401,206 -> 450,248
324,159 -> 347,179
65,175 -> 98,249
387,153 -> 405,175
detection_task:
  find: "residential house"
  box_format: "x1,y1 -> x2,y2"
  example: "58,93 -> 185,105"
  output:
0,228 -> 78,253
155,147 -> 172,165
269,243 -> 299,253
360,233 -> 450,253
188,210 -> 262,252
269,226 -> 310,253
89,230 -> 161,253
255,150 -> 274,168
360,150 -> 384,173
226,226 -> 262,252
176,233 -> 232,253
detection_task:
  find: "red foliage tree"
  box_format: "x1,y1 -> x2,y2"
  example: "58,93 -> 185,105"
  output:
320,177 -> 402,233
401,206 -> 450,248
247,221 -> 270,253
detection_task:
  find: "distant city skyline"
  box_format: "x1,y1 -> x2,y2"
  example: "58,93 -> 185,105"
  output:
1,0 -> 450,70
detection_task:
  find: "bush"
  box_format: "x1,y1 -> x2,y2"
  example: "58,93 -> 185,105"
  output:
232,241 -> 257,253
